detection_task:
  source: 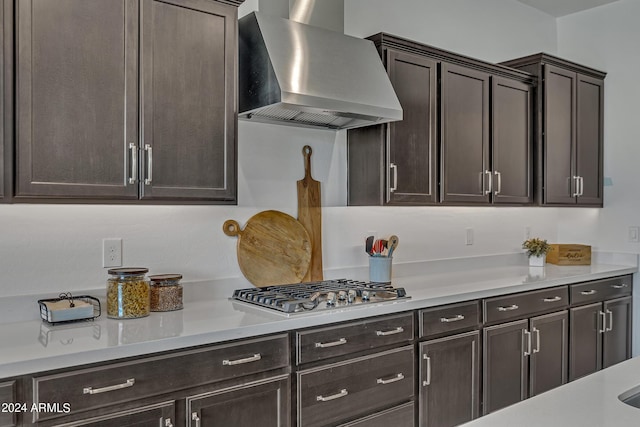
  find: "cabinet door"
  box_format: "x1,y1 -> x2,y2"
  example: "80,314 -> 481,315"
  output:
483,320 -> 528,414
420,331 -> 480,427
569,302 -> 603,381
385,49 -> 438,204
529,311 -> 568,397
0,380 -> 16,427
491,77 -> 532,204
603,297 -> 632,369
441,63 -> 490,204
187,375 -> 290,427
576,74 -> 604,206
52,401 -> 175,427
15,0 -> 139,199
140,0 -> 237,202
0,0 -> 9,201
339,402 -> 415,427
544,65 -> 577,204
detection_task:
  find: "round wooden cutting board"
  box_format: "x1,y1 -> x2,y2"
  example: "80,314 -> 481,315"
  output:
223,210 -> 312,287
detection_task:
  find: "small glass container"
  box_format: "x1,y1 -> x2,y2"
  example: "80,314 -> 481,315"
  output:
149,274 -> 183,312
106,268 -> 150,319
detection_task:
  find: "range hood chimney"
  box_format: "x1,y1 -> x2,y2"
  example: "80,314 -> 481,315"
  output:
238,1 -> 403,130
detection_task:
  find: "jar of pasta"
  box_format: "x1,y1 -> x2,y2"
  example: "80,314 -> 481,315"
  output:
149,274 -> 183,312
106,268 -> 150,319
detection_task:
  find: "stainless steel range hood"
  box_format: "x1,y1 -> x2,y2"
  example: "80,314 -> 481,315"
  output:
238,11 -> 403,130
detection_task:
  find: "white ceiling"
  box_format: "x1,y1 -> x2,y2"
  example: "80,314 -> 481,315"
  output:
514,0 -> 621,17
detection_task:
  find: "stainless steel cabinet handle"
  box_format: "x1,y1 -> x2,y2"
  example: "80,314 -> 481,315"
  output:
533,327 -> 541,354
83,378 -> 135,395
144,144 -> 153,185
579,176 -> 584,196
423,354 -> 431,386
543,296 -> 562,303
572,176 -> 580,197
377,373 -> 405,385
494,170 -> 502,195
498,304 -> 519,312
606,309 -> 613,332
191,412 -> 201,427
440,314 -> 465,323
315,338 -> 347,348
484,170 -> 492,195
612,283 -> 628,289
581,290 -> 597,296
389,163 -> 398,193
523,329 -> 532,356
165,419 -> 174,427
128,143 -> 138,184
376,327 -> 404,336
317,389 -> 348,402
222,353 -> 261,366
599,311 -> 606,333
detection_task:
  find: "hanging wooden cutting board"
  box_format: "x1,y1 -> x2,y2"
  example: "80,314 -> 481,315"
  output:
223,210 -> 311,287
297,145 -> 323,282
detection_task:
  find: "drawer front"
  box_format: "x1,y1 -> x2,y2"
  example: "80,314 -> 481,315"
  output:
338,401 -> 415,427
0,381 -> 17,427
298,346 -> 414,427
33,334 -> 289,421
484,286 -> 568,323
297,313 -> 414,364
571,275 -> 632,306
420,300 -> 480,338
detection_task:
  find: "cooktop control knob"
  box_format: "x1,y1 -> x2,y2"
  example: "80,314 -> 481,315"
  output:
361,290 -> 370,301
338,290 -> 347,301
347,289 -> 357,304
326,292 -> 337,306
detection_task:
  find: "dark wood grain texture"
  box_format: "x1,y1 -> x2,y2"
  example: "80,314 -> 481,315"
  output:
576,74 -> 604,206
339,402 -> 415,427
140,0 -> 237,202
15,0 -> 139,199
419,300 -> 480,339
569,302 -> 603,381
0,380 -> 16,427
603,296 -> 632,369
483,286 -> 568,325
491,77 -> 532,204
440,62 -> 490,204
419,331 -> 480,427
44,401 -> 175,427
483,319 -> 529,414
529,310 -> 568,397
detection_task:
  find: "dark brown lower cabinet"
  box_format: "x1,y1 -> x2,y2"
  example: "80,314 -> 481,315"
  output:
52,401 -> 175,427
339,402 -> 415,427
419,331 -> 480,427
570,296 -> 632,381
0,380 -> 16,427
186,375 -> 290,427
483,311 -> 568,414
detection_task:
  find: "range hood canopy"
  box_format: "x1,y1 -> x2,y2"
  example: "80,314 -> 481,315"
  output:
238,11 -> 403,130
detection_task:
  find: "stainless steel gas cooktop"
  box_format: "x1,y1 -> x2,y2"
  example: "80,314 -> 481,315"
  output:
231,279 -> 410,314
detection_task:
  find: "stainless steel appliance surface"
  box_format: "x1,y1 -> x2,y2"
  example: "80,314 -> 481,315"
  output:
231,279 -> 409,314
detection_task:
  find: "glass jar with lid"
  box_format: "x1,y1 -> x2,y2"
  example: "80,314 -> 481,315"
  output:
149,274 -> 183,312
106,268 -> 150,319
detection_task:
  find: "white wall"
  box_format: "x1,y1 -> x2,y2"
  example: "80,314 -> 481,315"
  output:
0,1 -> 564,298
556,0 -> 640,355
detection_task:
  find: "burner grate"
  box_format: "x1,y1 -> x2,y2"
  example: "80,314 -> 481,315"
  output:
232,279 -> 408,314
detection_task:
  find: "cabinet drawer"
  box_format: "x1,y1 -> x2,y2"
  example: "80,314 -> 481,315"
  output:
296,313 -> 414,364
484,286 -> 568,323
32,334 -> 289,422
420,300 -> 480,338
338,402 -> 415,427
0,381 -> 17,427
298,346 -> 414,427
571,275 -> 632,305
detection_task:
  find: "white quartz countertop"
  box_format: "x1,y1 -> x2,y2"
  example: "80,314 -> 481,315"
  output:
0,254 -> 636,378
461,355 -> 640,427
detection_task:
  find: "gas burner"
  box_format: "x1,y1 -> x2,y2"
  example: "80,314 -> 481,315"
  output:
231,279 -> 410,314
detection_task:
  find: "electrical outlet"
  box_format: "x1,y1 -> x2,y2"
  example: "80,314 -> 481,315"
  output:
629,227 -> 640,243
465,228 -> 474,246
103,238 -> 122,268
525,226 -> 532,240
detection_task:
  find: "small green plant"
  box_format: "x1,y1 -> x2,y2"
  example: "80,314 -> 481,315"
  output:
522,238 -> 551,257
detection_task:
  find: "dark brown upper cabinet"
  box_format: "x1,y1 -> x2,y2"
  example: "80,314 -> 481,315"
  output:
348,48 -> 438,206
348,33 -> 534,206
440,63 -> 490,204
14,0 -> 240,203
0,0 -> 10,202
501,54 -> 605,207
